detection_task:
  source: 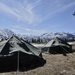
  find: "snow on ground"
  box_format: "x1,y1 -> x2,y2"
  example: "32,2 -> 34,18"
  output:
31,43 -> 45,48
31,41 -> 75,48
68,41 -> 75,45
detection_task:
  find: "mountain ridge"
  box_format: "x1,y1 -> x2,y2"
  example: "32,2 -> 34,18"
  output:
0,29 -> 75,42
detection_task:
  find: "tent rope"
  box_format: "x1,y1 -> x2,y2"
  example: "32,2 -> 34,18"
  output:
59,45 -> 69,53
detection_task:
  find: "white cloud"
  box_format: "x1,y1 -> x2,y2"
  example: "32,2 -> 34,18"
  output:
10,25 -> 46,35
0,0 -> 41,24
55,1 -> 75,13
0,0 -> 75,25
38,1 -> 75,23
0,2 -> 20,18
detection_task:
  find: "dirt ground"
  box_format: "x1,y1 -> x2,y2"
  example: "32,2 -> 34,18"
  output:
0,46 -> 75,75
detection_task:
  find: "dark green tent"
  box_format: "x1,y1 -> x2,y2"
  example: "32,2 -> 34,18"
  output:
42,37 -> 72,55
0,35 -> 45,72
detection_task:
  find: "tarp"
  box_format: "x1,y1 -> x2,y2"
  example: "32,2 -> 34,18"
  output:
0,35 -> 42,56
42,37 -> 72,54
0,35 -> 45,72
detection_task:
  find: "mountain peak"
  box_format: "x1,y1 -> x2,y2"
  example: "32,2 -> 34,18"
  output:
0,29 -> 15,39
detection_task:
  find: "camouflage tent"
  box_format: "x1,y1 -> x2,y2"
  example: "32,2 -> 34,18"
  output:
0,35 -> 45,71
42,37 -> 72,55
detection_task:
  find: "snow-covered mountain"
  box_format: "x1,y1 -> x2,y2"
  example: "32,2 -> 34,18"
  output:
0,29 -> 15,39
40,32 -> 75,42
17,34 -> 39,42
0,29 -> 38,42
40,32 -> 75,40
0,29 -> 75,42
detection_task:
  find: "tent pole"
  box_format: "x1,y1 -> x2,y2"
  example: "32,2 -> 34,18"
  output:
17,50 -> 19,72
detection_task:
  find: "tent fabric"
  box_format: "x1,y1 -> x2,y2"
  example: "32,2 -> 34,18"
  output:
0,51 -> 43,71
44,37 -> 71,47
0,35 -> 41,56
0,35 -> 45,71
42,37 -> 72,54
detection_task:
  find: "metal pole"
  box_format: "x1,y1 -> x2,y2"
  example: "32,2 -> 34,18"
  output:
17,50 -> 19,72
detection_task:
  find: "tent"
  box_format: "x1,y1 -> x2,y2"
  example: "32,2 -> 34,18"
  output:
42,37 -> 72,55
0,35 -> 45,72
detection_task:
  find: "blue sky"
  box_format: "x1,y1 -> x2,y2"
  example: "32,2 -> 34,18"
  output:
0,0 -> 75,35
